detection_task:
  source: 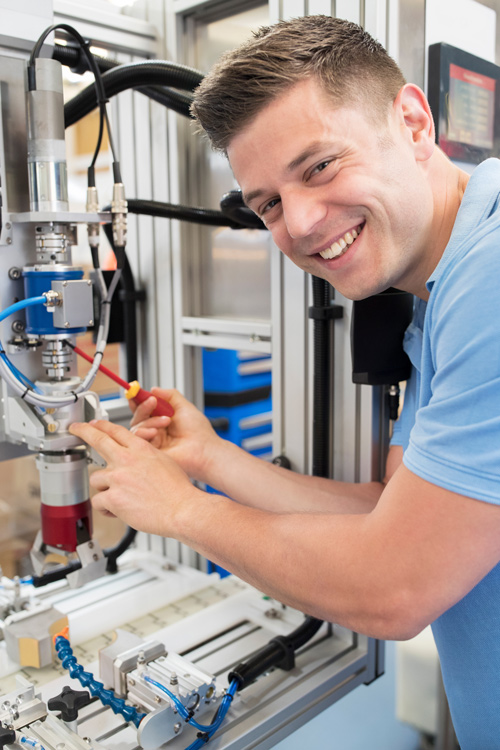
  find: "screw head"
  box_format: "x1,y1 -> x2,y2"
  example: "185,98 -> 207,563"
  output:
11,320 -> 25,333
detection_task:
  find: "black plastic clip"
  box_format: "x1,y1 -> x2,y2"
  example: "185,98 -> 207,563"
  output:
308,304 -> 343,321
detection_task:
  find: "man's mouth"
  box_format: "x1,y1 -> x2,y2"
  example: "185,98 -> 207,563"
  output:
318,223 -> 365,260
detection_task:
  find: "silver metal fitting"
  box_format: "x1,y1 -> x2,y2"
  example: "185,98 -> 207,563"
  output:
87,186 -> 100,249
43,289 -> 62,307
111,182 -> 128,248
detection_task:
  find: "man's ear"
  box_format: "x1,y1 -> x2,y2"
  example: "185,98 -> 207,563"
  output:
393,83 -> 435,161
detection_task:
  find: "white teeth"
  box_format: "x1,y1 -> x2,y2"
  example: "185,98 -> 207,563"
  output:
319,225 -> 363,260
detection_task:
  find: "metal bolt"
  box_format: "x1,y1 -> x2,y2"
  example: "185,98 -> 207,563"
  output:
11,320 -> 25,333
64,322 -> 70,327
62,281 -> 68,287
8,267 -> 21,280
88,541 -> 94,549
6,237 -> 12,245
5,222 -> 11,230
154,695 -> 161,704
92,554 -> 99,562
87,280 -> 92,286
129,678 -> 135,687
88,320 -> 94,326
174,723 -> 182,734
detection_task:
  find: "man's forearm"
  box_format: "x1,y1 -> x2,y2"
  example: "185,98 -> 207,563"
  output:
202,438 -> 382,514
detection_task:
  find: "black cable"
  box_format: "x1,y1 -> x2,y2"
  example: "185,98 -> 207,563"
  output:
64,60 -> 203,128
228,616 -> 323,690
30,24 -> 109,170
102,223 -> 138,383
104,527 -> 137,573
125,198 -> 260,229
220,190 -> 266,230
31,527 -> 138,587
52,44 -> 194,119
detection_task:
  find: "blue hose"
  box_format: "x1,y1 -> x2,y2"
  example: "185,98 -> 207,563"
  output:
143,675 -> 238,748
54,635 -> 145,728
0,296 -> 47,392
0,296 -> 46,322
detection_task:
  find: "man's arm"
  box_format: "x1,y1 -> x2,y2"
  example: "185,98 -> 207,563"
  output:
69,421 -> 500,641
197,438 -> 393,514
129,387 -> 393,514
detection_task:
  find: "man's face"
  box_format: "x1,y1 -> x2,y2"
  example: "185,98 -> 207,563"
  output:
227,78 -> 434,300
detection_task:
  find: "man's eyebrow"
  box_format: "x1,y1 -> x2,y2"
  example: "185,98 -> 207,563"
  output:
243,188 -> 264,208
286,141 -> 326,173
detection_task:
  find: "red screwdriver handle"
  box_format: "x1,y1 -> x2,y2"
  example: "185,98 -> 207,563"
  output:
131,387 -> 174,418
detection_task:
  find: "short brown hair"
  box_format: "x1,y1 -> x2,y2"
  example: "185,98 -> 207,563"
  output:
191,15 -> 406,153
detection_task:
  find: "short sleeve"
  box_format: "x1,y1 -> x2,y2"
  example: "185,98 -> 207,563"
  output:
403,236 -> 500,504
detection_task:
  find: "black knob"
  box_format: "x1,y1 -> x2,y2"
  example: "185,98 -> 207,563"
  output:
48,685 -> 91,722
0,723 -> 16,747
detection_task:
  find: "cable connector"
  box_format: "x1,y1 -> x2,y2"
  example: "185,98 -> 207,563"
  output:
111,181 -> 128,249
86,185 -> 100,250
43,290 -> 62,308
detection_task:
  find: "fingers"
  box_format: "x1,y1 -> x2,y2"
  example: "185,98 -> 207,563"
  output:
89,467 -> 111,492
130,405 -> 170,432
129,395 -> 156,419
69,420 -> 139,461
130,425 -> 159,441
150,387 -> 183,408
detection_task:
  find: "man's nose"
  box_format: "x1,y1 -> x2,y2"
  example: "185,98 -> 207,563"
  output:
282,189 -> 327,239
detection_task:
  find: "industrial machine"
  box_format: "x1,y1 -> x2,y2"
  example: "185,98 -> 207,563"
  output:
0,1 -> 406,748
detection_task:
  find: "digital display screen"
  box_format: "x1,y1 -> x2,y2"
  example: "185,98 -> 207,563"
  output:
428,43 -> 500,164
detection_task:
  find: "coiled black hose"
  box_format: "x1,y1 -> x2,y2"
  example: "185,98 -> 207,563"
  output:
52,44 -> 195,120
126,198 -> 249,229
64,59 -> 203,127
219,190 -> 266,230
228,616 -> 323,690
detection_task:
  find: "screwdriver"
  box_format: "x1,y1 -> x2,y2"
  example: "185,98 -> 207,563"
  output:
69,342 -> 174,417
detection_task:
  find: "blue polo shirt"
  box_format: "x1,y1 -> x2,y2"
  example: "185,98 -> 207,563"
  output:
392,158 -> 500,749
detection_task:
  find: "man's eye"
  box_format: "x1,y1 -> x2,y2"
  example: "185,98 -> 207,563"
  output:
262,197 -> 281,214
311,160 -> 331,176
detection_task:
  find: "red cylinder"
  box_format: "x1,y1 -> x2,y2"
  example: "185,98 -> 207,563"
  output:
41,500 -> 93,552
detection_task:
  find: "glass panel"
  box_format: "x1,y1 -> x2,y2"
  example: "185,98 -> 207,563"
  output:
185,3 -> 272,321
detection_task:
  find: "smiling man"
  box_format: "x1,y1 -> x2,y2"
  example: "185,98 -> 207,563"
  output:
70,16 -> 500,748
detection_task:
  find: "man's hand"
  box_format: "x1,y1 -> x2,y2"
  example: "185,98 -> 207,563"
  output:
69,419 -> 201,536
129,388 -> 223,481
